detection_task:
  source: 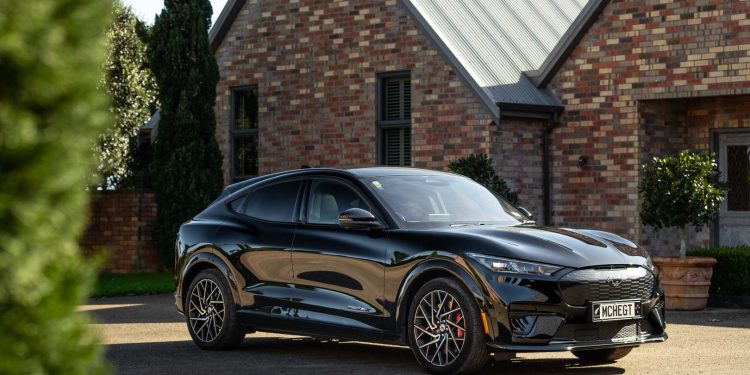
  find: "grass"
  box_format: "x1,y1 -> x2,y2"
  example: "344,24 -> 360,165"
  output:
93,273 -> 175,298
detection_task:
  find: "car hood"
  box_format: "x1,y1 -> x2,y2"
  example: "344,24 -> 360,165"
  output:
440,225 -> 649,269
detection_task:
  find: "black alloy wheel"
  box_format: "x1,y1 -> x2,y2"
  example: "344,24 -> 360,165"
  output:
408,277 -> 489,374
186,269 -> 245,350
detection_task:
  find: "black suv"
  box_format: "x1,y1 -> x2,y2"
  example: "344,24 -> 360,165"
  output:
175,167 -> 666,374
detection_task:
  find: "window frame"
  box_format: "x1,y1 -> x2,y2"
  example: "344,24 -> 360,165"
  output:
230,85 -> 260,182
227,178 -> 305,224
376,71 -> 412,166
301,176 -> 387,228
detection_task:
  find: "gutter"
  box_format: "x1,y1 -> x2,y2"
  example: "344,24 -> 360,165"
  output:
497,103 -> 561,225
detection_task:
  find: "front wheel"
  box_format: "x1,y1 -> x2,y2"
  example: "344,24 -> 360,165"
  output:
407,277 -> 489,374
572,347 -> 633,363
185,269 -> 245,350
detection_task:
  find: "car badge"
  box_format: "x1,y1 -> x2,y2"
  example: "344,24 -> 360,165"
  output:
606,277 -> 622,287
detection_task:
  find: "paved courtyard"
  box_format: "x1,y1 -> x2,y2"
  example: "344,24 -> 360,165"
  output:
83,294 -> 750,374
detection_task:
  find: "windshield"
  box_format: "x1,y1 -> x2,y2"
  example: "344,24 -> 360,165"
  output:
364,174 -> 528,229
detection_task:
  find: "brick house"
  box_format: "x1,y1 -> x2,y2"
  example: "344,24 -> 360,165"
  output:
209,0 -> 750,255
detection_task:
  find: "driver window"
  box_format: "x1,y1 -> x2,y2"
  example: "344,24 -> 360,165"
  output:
307,180 -> 370,225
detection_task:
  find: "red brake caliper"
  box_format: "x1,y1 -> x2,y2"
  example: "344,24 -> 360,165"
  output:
455,312 -> 464,338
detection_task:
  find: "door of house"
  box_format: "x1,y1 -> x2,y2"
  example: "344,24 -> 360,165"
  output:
718,132 -> 750,246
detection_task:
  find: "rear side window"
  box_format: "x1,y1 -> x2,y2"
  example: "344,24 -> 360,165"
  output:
242,181 -> 302,222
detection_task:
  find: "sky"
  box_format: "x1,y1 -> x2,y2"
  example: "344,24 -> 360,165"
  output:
122,0 -> 228,25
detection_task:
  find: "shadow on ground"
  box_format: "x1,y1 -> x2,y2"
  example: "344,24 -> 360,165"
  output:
84,295 -> 182,324
106,337 -> 624,375
667,308 -> 750,329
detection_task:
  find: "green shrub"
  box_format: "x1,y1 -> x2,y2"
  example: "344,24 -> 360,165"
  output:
0,0 -> 111,374
448,154 -> 519,205
97,0 -> 158,190
94,273 -> 175,298
149,0 -> 224,268
688,247 -> 750,297
640,150 -> 727,257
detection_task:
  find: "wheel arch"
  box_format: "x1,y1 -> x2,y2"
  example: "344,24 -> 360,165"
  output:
394,259 -> 491,340
178,251 -> 242,313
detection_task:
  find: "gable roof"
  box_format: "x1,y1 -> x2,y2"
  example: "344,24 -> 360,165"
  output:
209,0 -> 605,119
209,0 -> 245,52
401,0 -> 589,119
525,0 -> 610,88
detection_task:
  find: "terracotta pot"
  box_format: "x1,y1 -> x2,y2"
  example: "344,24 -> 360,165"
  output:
652,256 -> 717,311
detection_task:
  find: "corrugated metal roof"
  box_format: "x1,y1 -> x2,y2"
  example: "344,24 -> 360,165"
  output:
404,0 -> 588,115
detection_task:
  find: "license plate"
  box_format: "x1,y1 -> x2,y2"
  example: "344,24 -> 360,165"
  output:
591,300 -> 641,322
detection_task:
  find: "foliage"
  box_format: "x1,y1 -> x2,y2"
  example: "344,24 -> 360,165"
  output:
94,273 -> 175,297
0,0 -> 111,373
688,247 -> 750,297
448,154 -> 520,205
149,0 -> 224,268
639,150 -> 727,257
98,0 -> 158,190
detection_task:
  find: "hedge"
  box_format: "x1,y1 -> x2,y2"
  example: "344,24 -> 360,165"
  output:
688,246 -> 750,297
0,0 -> 111,373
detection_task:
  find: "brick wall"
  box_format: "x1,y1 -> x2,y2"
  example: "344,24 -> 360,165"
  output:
549,0 -> 750,255
81,192 -> 160,273
213,0 -> 494,184
492,117 -> 546,221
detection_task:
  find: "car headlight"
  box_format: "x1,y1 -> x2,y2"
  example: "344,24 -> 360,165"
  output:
466,253 -> 563,276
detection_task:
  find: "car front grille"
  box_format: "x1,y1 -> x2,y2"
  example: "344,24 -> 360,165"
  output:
558,266 -> 654,306
552,318 -> 653,343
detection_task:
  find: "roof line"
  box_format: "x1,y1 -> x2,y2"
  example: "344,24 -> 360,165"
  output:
398,0 -> 500,122
209,0 -> 245,52
525,0 -> 610,88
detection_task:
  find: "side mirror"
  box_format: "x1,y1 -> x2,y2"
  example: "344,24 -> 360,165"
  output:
338,208 -> 382,230
518,207 -> 535,220
518,207 -> 536,225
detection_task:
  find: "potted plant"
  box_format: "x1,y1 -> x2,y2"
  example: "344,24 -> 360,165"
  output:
639,150 -> 728,310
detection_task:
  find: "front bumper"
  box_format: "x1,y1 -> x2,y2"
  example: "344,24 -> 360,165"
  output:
476,265 -> 668,352
489,333 -> 667,352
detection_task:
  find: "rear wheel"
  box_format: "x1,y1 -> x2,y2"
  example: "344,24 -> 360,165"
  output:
572,347 -> 633,363
185,269 -> 245,350
407,277 -> 489,374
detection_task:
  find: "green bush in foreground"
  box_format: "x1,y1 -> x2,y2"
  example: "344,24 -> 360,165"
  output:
448,154 -> 520,205
688,247 -> 750,297
0,0 -> 111,374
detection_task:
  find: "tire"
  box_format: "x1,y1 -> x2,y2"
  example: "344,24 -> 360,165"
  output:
572,347 -> 633,363
185,269 -> 245,350
407,277 -> 489,374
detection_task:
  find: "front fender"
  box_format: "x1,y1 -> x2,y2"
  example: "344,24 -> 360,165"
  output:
393,256 -> 496,339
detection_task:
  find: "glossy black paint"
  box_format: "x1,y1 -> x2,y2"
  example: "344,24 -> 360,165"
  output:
175,167 -> 667,352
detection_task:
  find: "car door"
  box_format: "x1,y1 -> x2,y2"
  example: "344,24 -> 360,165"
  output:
291,177 -> 389,332
213,179 -> 303,322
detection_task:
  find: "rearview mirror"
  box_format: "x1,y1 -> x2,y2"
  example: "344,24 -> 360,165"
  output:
338,208 -> 382,230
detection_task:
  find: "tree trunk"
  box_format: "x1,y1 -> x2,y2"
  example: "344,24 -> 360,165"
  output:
678,226 -> 687,258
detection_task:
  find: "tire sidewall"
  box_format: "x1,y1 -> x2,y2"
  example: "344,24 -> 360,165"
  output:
185,269 -> 242,350
407,277 -> 488,374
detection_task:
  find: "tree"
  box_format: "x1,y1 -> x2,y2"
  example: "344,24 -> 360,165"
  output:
0,0 -> 111,373
98,0 -> 158,190
149,0 -> 224,267
448,154 -> 520,205
640,150 -> 728,257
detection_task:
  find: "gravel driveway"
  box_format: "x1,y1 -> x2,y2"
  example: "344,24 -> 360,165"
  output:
83,294 -> 750,374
